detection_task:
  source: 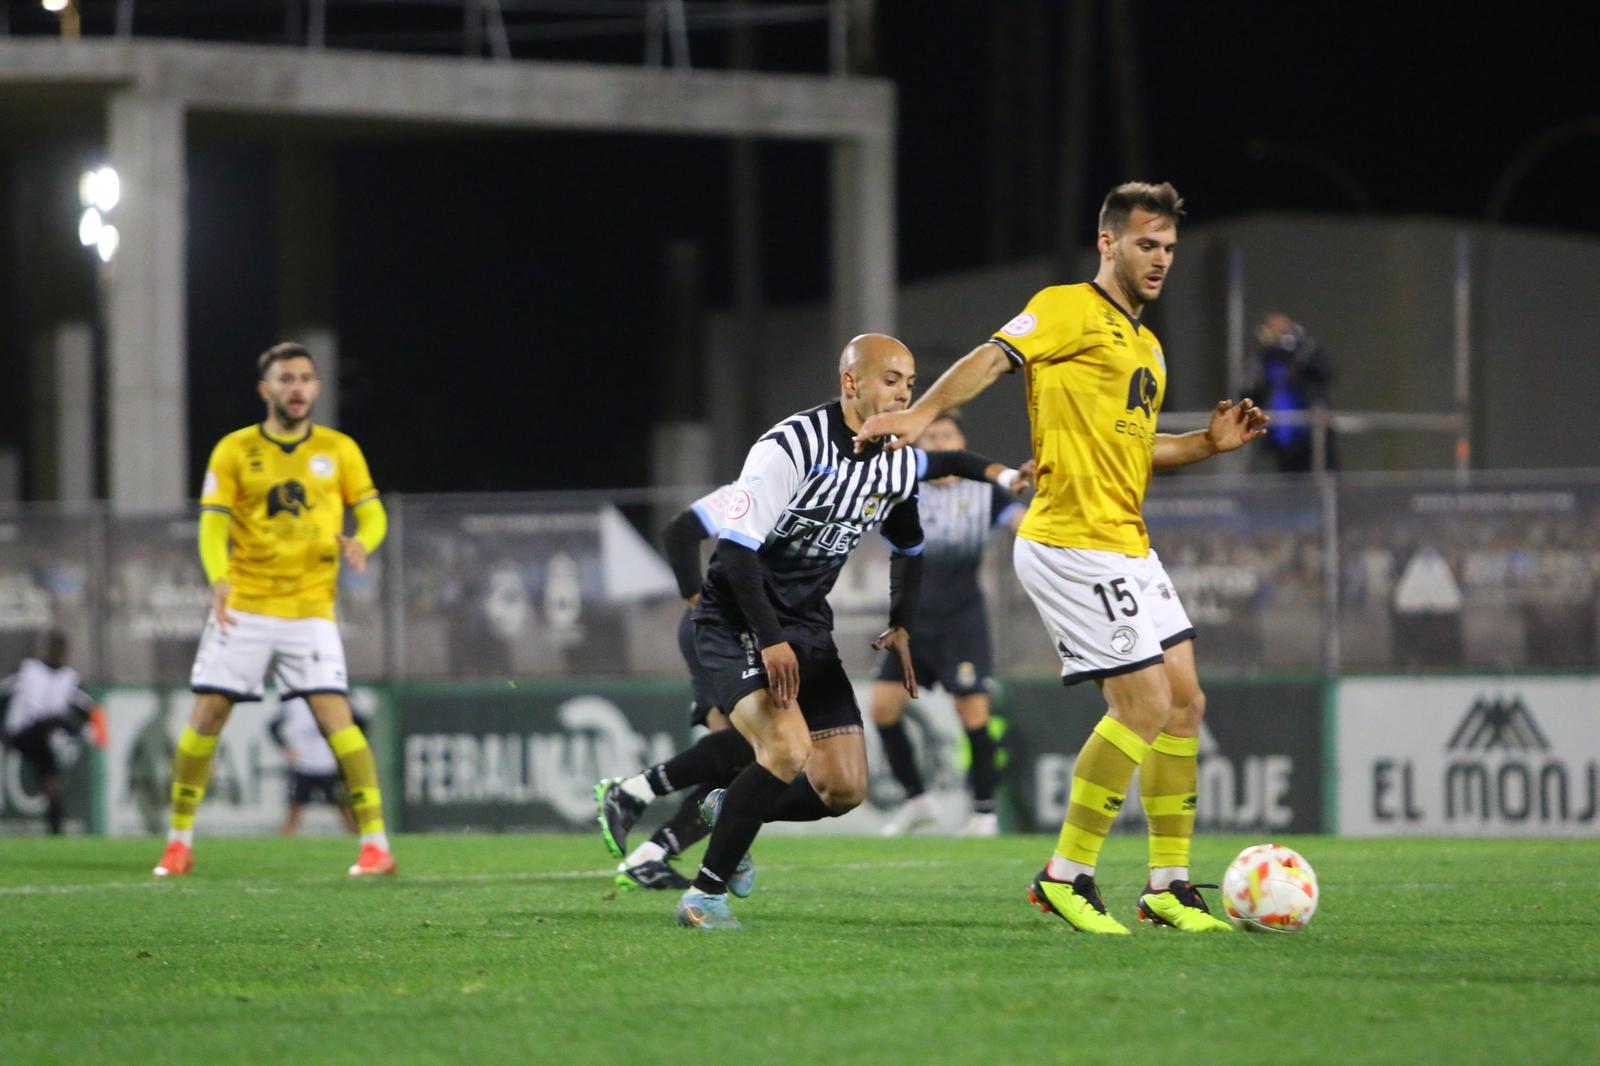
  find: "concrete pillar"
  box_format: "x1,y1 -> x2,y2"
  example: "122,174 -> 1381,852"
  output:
52,322 -> 97,501
106,92 -> 187,510
830,130 -> 896,347
275,144 -> 339,426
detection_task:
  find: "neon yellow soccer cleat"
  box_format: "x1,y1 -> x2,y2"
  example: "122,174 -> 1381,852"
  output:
1028,868 -> 1131,935
1135,880 -> 1233,932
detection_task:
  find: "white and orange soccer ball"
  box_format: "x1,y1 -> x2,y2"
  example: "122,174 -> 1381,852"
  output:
1221,843 -> 1319,933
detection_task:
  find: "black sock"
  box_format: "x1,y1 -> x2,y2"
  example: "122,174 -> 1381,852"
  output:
652,783 -> 714,855
877,720 -> 925,798
966,724 -> 997,811
647,728 -> 754,796
692,763 -> 789,894
46,795 -> 64,836
763,773 -> 833,823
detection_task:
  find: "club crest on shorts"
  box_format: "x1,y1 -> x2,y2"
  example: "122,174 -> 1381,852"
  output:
1109,626 -> 1139,657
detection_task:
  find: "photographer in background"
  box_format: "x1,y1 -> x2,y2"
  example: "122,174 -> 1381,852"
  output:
1249,313 -> 1338,473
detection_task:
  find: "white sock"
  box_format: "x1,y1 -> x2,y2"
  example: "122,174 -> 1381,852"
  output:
625,840 -> 667,868
620,775 -> 655,805
1047,856 -> 1094,882
361,830 -> 390,851
167,828 -> 194,847
1150,866 -> 1188,890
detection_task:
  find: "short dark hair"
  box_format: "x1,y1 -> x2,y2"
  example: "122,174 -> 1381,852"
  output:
1099,182 -> 1185,235
929,411 -> 965,435
257,342 -> 316,379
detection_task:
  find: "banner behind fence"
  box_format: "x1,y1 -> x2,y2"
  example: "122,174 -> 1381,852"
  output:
2,472 -> 1597,685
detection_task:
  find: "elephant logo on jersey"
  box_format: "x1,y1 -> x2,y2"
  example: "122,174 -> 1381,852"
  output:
1125,366 -> 1159,418
267,480 -> 312,517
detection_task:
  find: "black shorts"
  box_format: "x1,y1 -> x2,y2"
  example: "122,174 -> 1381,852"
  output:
875,616 -> 994,697
290,772 -> 344,806
694,621 -> 862,733
677,608 -> 720,728
4,718 -> 73,779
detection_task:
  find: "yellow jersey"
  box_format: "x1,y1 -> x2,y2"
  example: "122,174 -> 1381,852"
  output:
200,424 -> 379,620
989,282 -> 1167,556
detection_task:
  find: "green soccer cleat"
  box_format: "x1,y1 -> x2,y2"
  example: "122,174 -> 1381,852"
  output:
698,788 -> 755,898
1028,868 -> 1131,935
1135,880 -> 1234,932
676,888 -> 742,931
595,778 -> 647,860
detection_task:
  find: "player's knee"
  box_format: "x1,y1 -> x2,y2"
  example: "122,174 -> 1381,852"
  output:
190,694 -> 231,733
813,772 -> 867,813
761,732 -> 812,780
1168,688 -> 1206,733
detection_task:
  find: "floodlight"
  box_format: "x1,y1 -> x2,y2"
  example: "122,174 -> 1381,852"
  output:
78,207 -> 102,247
96,224 -> 119,263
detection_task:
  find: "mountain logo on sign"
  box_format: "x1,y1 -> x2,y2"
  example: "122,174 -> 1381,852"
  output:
1445,696 -> 1549,753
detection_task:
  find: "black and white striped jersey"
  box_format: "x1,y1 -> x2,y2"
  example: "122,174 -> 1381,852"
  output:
698,401 -> 924,651
916,478 -> 1025,621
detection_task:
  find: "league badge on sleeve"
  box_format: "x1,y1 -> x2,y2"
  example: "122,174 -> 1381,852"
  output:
1001,312 -> 1037,337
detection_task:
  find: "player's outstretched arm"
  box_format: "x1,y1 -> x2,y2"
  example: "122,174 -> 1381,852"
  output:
855,342 -> 1014,452
1152,398 -> 1270,470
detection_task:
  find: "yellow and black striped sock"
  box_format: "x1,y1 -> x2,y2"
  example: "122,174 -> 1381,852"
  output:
329,726 -> 387,848
1141,732 -> 1199,884
169,726 -> 218,841
1054,716 -> 1150,873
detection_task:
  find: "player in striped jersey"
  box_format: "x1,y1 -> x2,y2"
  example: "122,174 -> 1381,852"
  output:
675,333 -> 930,930
857,183 -> 1269,934
599,448 -> 1021,890
873,413 -> 1028,838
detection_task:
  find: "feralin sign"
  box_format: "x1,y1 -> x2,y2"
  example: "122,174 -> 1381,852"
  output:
1337,678 -> 1600,836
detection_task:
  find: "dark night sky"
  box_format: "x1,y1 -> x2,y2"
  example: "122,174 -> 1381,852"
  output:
10,1 -> 1600,498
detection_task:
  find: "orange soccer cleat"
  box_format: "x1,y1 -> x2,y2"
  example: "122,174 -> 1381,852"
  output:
152,841 -> 193,877
347,844 -> 397,877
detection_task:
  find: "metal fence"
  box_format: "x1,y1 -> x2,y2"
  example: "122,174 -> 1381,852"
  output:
2,469 -> 1598,685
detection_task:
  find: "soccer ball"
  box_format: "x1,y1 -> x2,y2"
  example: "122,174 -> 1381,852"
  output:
1221,843 -> 1318,933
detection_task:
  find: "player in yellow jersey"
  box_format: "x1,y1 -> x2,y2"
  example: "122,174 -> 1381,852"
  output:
858,183 -> 1269,934
153,342 -> 396,879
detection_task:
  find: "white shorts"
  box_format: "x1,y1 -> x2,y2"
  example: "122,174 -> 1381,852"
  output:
1012,537 -> 1195,685
190,610 -> 350,703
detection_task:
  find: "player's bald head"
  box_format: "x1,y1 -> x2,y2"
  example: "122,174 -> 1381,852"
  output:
839,333 -> 916,420
839,333 -> 913,378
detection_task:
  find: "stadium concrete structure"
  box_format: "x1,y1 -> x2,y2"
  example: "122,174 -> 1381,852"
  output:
0,37 -> 895,510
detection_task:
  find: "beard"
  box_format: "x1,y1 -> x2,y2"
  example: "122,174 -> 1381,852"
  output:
1115,257 -> 1160,307
271,399 -> 311,428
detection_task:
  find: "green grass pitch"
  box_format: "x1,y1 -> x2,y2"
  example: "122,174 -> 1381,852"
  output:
3,834 -> 1596,1064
